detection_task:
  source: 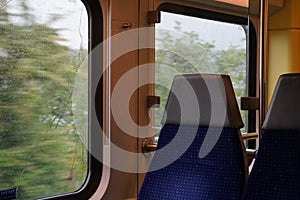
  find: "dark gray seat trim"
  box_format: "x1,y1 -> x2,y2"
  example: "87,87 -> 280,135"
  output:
161,74 -> 244,129
263,73 -> 300,131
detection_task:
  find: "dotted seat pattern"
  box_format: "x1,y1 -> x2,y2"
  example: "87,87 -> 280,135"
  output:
241,130 -> 300,200
138,125 -> 246,200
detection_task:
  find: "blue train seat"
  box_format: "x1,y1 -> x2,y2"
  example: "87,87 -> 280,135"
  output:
241,73 -> 300,200
138,74 -> 247,200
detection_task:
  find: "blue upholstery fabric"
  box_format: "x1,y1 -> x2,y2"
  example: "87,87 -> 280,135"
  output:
241,129 -> 300,200
242,74 -> 300,200
138,125 -> 246,200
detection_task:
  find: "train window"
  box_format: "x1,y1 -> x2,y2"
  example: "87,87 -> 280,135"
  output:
0,0 -> 102,199
154,10 -> 248,138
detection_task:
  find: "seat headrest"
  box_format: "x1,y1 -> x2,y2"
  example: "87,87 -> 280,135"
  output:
161,74 -> 244,129
263,73 -> 300,131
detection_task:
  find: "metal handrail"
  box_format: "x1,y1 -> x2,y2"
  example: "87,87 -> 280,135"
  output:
242,132 -> 259,140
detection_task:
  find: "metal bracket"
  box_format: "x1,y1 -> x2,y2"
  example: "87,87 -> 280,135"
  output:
121,22 -> 132,30
147,95 -> 160,108
241,97 -> 260,110
142,138 -> 157,157
148,11 -> 161,24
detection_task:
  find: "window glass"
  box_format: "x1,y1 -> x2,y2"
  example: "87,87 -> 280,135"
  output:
0,0 -> 88,199
154,12 -> 247,137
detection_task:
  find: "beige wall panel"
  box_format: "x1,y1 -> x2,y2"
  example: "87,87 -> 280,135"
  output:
268,0 -> 300,104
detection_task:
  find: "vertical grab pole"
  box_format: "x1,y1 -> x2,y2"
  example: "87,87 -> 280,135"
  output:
259,0 -> 268,137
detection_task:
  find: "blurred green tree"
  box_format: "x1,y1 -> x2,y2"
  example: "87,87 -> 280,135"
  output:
0,1 -> 88,199
155,21 -> 246,128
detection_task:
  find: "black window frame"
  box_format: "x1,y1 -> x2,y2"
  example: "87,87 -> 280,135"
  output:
39,0 -> 103,199
156,3 -> 257,148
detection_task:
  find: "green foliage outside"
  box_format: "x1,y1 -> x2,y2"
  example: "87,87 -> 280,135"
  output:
0,2 -> 247,198
0,2 -> 88,199
155,21 -> 247,131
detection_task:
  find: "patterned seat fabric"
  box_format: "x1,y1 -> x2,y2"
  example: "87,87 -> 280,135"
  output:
241,130 -> 300,200
138,74 -> 247,200
138,125 -> 246,200
242,73 -> 300,200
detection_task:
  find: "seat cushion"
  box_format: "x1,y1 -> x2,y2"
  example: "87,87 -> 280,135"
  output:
138,125 -> 245,200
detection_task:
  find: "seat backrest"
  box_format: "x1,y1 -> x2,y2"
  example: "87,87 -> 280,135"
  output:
138,74 -> 247,200
241,73 -> 300,200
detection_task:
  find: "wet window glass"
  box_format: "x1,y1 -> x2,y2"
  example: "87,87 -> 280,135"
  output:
0,0 -> 88,199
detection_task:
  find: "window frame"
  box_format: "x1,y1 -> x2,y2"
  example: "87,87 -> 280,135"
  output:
156,3 -> 257,148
